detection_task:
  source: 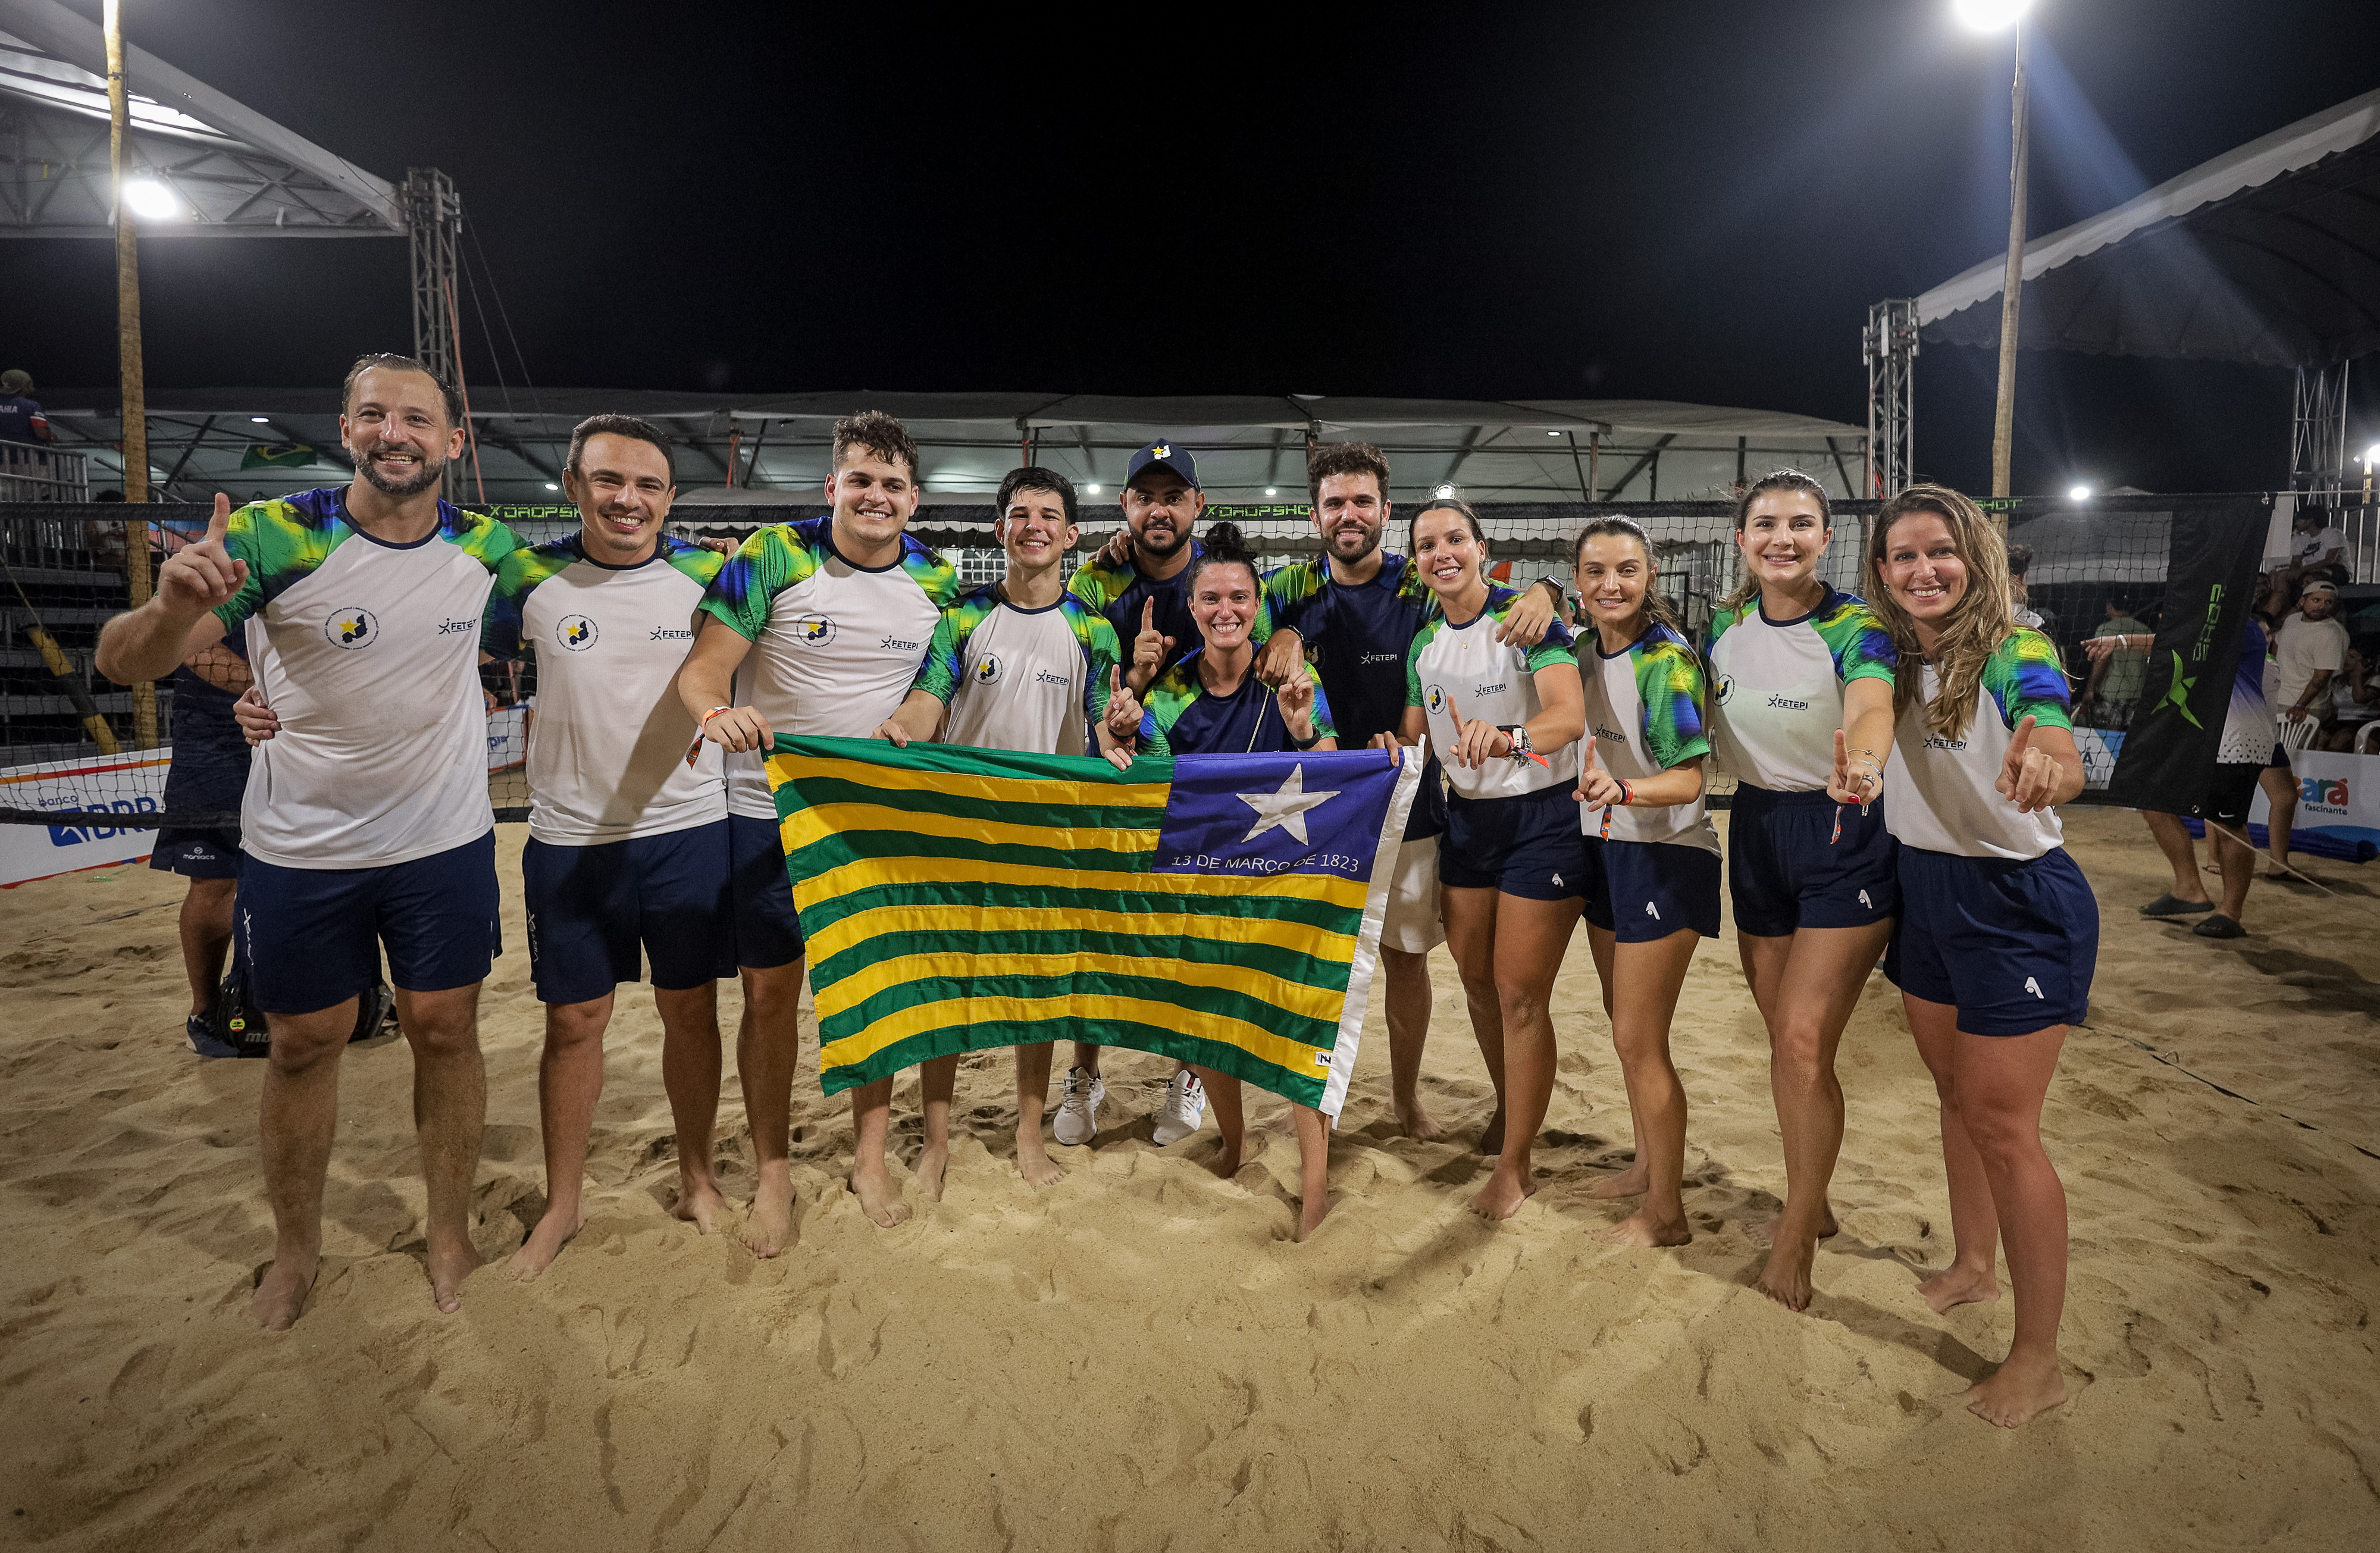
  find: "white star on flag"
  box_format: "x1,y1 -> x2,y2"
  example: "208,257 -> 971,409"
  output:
1235,763 -> 1341,846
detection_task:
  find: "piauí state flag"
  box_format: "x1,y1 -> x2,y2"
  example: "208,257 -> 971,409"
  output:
764,737 -> 1421,1116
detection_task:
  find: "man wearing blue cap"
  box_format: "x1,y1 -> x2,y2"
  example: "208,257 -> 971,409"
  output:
1057,439 -> 1282,1146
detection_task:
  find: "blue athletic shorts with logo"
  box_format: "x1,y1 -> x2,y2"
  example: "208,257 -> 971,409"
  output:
522,820 -> 736,1004
728,812 -> 806,969
1885,844 -> 2097,1036
1440,786 -> 1587,901
237,829 -> 502,1015
1582,836 -> 1721,941
1727,784 -> 1897,938
150,746 -> 249,879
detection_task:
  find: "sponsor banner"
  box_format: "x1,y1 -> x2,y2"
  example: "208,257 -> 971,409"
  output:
0,749 -> 173,885
488,702 -> 531,774
2243,750 -> 2380,863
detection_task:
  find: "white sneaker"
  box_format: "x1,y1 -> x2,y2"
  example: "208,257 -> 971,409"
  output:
1152,1069 -> 1206,1145
1053,1067 -> 1105,1146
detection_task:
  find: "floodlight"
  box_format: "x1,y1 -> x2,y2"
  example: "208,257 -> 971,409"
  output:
2068,484 -> 2091,501
122,180 -> 179,218
1433,483 -> 1457,499
1085,483 -> 1102,495
1547,430 -> 1561,437
1951,0 -> 2031,30
1264,487 -> 1277,497
250,416 -> 270,424
2365,444 -> 2380,466
543,482 -> 559,491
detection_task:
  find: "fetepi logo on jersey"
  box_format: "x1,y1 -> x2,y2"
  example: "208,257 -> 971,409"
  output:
973,652 -> 1005,686
790,613 -> 837,647
1714,671 -> 1736,706
557,615 -> 599,651
1424,683 -> 1447,716
325,607 -> 379,650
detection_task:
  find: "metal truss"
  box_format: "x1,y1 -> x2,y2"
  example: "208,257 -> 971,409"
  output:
2290,361 -> 2350,500
1863,298 -> 1918,498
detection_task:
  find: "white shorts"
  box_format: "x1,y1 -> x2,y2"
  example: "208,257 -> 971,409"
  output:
1381,835 -> 1446,954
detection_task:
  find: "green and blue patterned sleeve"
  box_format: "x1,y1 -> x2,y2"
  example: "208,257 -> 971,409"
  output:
913,605 -> 970,706
697,524 -> 818,641
1138,663 -> 1198,759
1081,609 -> 1122,727
1702,602 -> 1744,662
446,510 -> 521,573
214,498 -> 339,634
1983,629 -> 2075,732
1522,614 -> 1578,674
1405,619 -> 1439,707
902,538 -> 962,608
1263,561 -> 1327,640
660,535 -> 727,589
1067,555 -> 1126,614
1812,594 -> 1899,687
1305,665 -> 1336,743
1633,633 -> 1713,769
483,541 -> 575,661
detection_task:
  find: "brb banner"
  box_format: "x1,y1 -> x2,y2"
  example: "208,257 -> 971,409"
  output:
2247,751 -> 2380,863
0,749 -> 173,886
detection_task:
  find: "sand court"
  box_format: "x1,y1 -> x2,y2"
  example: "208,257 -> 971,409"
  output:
1,807 -> 2374,1549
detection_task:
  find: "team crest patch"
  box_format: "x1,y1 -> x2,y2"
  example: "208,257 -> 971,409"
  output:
558,615 -> 599,651
790,613 -> 837,646
1425,684 -> 1447,716
325,607 -> 378,649
973,653 -> 1004,686
1714,672 -> 1736,705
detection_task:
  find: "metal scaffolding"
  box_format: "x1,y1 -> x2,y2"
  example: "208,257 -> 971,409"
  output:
2289,360 -> 2350,500
1862,298 -> 1918,499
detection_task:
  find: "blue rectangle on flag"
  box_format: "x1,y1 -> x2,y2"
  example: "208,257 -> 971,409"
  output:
1151,752 -> 1402,882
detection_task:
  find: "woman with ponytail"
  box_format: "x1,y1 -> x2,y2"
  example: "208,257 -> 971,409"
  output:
1703,470 -> 1900,1310
1567,516 -> 1721,1248
1100,521 -> 1342,1238
1866,484 -> 2094,1427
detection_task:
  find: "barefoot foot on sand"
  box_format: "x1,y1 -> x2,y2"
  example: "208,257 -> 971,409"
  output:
1756,1233 -> 1821,1311
507,1206 -> 585,1280
1918,1263 -> 2001,1313
1016,1135 -> 1066,1188
1393,1097 -> 1446,1144
1477,1109 -> 1507,1158
426,1239 -> 483,1314
1599,1207 -> 1692,1247
1468,1165 -> 1537,1221
674,1172 -> 728,1235
1746,1204 -> 1839,1247
1208,1142 -> 1245,1180
913,1140 -> 950,1203
1587,1162 -> 1649,1200
741,1175 -> 799,1256
250,1253 -> 318,1331
847,1164 -> 911,1228
1962,1354 -> 2068,1427
1296,1193 -> 1332,1242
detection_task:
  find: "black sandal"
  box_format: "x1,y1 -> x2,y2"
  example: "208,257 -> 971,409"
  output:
2139,893 -> 2215,918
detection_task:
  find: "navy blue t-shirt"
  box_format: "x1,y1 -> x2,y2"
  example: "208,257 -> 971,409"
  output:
1267,552 -> 1447,838
0,394 -> 46,444
168,634 -> 251,756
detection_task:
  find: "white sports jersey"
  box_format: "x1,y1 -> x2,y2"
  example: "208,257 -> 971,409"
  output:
1404,587 -> 1579,801
699,516 -> 961,818
1886,633 -> 2073,862
1704,588 -> 1897,792
914,587 -> 1120,756
1578,621 -> 1720,854
486,534 -> 727,845
214,488 -> 516,869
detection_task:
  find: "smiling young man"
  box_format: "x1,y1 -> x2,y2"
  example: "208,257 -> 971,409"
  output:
675,411 -> 960,1241
875,466 -> 1123,1189
95,353 -> 520,1329
1253,443 -> 1559,1141
477,415 -> 737,1275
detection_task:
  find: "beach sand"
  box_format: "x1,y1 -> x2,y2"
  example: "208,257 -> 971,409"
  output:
1,807 -> 2375,1551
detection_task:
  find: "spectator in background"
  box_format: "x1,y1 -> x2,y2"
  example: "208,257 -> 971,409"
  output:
2321,643 -> 2378,752
2077,597 -> 2152,729
2266,580 -> 2349,873
2280,504 -> 2349,595
0,369 -> 52,443
2006,543 -> 2053,635
155,637 -> 255,1056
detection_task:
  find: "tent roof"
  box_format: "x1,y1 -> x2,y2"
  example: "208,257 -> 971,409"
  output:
0,0 -> 401,236
1914,86 -> 2380,365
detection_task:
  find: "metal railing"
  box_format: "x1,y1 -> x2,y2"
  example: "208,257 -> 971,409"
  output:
0,444 -> 92,503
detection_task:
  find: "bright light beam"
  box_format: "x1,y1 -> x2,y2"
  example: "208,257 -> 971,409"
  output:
1952,0 -> 2033,32
122,179 -> 179,218
2068,483 -> 2092,501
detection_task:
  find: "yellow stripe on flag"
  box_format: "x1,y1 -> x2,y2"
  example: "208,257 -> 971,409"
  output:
803,901 -> 1355,971
816,948 -> 1344,1030
766,752 -> 1169,813
820,988 -> 1332,1082
778,799 -> 1162,862
791,853 -> 1373,916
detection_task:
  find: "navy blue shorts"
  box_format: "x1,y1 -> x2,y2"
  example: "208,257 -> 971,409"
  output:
1440,787 -> 1586,901
150,746 -> 248,879
1727,784 -> 1897,938
1582,837 -> 1722,941
237,830 -> 502,1015
522,821 -> 736,1004
1885,845 -> 2098,1036
728,813 -> 806,969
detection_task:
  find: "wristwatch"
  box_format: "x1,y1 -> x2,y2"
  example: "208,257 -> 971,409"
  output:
1291,727 -> 1324,750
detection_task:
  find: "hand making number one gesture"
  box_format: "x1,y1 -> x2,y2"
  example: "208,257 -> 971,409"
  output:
1994,714 -> 2059,813
1445,694 -> 1515,770
1102,665 -> 1144,771
158,493 -> 249,617
1128,599 -> 1175,693
1825,727 -> 1883,811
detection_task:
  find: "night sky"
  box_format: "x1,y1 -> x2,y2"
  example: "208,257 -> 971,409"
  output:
5,0 -> 2377,496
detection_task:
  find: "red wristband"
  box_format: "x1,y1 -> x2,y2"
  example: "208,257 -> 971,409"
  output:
1616,778 -> 1633,807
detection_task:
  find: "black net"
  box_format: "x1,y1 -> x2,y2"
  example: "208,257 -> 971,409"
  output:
0,494 -> 2272,844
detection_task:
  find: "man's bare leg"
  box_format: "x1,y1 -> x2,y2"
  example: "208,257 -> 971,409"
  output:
1949,1022 -> 2071,1427
1382,948 -> 1443,1141
1292,1104 -> 1331,1240
1201,1069 -> 1245,1178
1743,922 -> 1890,1306
736,958 -> 807,1255
2259,765 -> 2298,873
511,992 -> 612,1279
1014,1042 -> 1064,1186
1904,994 -> 2003,1313
1471,894 -> 1581,1221
1440,887 -> 1508,1156
656,981 -> 726,1231
2140,811 -> 2212,904
392,983 -> 489,1313
1598,930 -> 1699,1247
251,998 -> 355,1329
915,1054 -> 958,1201
178,877 -> 237,1017
847,1075 -> 910,1227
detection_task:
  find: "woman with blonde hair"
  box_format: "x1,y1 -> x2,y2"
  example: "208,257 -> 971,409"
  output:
1865,484 -> 2095,1427
1703,470 -> 1899,1310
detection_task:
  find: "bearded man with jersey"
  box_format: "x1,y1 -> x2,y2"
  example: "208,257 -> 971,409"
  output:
677,411 -> 962,1245
96,353 -> 520,1330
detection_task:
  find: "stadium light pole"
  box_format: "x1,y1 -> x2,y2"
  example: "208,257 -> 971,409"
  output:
104,0 -> 158,749
1956,0 -> 2033,502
